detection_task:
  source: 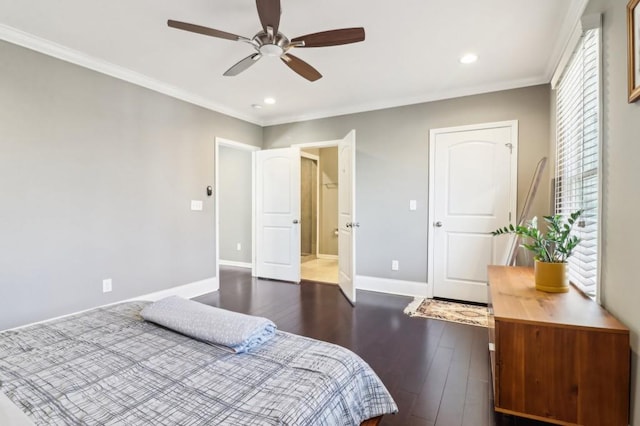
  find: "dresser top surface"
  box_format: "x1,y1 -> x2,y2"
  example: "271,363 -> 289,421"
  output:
488,266 -> 628,332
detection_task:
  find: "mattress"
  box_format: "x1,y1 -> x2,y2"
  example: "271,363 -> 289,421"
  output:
0,302 -> 397,425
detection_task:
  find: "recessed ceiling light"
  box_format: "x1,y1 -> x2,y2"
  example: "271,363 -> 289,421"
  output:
460,53 -> 478,64
251,104 -> 263,109
264,97 -> 276,105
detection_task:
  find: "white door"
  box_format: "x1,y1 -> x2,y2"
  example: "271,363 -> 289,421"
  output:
338,130 -> 357,304
429,122 -> 517,303
255,147 -> 301,282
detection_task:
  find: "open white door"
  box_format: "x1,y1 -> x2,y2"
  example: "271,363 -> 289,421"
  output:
338,130 -> 357,304
255,147 -> 301,282
429,121 -> 517,303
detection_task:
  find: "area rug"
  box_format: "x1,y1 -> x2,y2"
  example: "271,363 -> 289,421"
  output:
403,298 -> 489,328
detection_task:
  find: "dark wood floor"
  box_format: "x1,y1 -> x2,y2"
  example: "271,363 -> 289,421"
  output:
194,267 -> 551,426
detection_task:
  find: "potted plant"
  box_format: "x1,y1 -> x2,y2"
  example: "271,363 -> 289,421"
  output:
492,210 -> 582,292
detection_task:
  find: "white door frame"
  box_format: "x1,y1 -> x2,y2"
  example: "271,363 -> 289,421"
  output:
427,120 -> 518,299
214,137 -> 260,280
294,140 -> 341,150
300,151 -> 320,257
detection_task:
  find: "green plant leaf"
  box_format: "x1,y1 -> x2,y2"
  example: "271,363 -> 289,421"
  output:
491,209 -> 582,263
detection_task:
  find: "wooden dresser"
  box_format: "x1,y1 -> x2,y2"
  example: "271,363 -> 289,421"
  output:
487,266 -> 630,425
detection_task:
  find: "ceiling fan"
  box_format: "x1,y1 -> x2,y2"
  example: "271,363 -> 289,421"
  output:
167,0 -> 365,82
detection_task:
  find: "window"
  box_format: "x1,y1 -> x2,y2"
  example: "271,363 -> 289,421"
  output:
554,27 -> 600,298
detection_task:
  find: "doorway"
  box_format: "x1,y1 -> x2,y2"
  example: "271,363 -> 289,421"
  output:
214,137 -> 260,281
255,130 -> 357,303
428,121 -> 518,304
300,148 -> 338,284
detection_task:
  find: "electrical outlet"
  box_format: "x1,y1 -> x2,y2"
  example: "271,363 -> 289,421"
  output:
236,243 -> 242,251
102,279 -> 112,293
391,260 -> 399,271
409,200 -> 417,211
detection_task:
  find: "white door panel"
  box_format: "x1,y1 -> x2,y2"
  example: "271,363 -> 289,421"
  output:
445,233 -> 495,281
430,123 -> 517,303
262,227 -> 292,264
338,130 -> 356,304
256,148 -> 300,282
263,158 -> 291,212
447,142 -> 501,216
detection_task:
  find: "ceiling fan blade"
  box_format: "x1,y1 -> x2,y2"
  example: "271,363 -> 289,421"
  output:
281,54 -> 322,82
167,20 -> 248,42
256,0 -> 281,35
223,54 -> 262,76
291,28 -> 365,48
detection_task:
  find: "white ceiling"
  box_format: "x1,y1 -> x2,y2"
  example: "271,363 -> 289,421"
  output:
0,0 -> 585,126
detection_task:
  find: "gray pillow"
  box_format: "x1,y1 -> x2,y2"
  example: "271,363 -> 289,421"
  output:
141,296 -> 276,353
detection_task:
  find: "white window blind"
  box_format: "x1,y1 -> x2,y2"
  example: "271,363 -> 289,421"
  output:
554,28 -> 600,297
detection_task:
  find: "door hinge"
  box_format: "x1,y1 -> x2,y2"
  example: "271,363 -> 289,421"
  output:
505,143 -> 513,154
509,212 -> 512,222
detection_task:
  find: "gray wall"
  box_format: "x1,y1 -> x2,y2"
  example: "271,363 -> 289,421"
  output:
218,145 -> 254,264
0,41 -> 262,330
579,1 -> 640,423
319,147 -> 338,256
264,85 -> 552,282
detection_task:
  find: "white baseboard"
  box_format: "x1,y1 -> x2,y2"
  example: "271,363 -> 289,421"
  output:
356,275 -> 429,298
317,254 -> 338,260
219,260 -> 252,269
127,277 -> 218,302
4,276 -> 218,332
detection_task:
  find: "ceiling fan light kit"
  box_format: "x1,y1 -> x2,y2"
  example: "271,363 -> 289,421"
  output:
167,0 -> 365,82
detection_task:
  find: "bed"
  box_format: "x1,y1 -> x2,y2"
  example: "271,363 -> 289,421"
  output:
0,301 -> 397,425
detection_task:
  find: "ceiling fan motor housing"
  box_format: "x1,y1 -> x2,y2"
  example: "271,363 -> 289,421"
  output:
254,31 -> 289,57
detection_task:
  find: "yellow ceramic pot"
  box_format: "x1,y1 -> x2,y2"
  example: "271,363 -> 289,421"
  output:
534,260 -> 569,293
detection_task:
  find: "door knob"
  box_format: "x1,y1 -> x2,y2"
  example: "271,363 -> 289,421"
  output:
434,221 -> 443,227
346,222 -> 352,228
293,219 -> 299,224
353,222 -> 360,228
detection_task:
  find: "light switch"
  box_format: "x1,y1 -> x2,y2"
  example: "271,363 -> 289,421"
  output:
409,200 -> 417,211
191,200 -> 203,211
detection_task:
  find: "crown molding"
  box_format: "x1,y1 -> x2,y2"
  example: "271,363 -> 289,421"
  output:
543,0 -> 589,83
1,17 -> 575,129
261,75 -> 549,126
0,24 -> 262,126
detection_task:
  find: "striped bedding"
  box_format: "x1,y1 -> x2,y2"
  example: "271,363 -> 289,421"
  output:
0,302 -> 397,425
